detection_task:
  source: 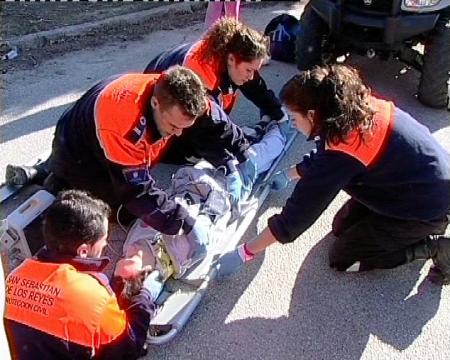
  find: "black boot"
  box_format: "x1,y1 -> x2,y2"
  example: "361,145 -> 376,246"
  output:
405,236 -> 450,285
429,235 -> 450,285
405,237 -> 436,262
5,165 -> 38,186
5,161 -> 49,186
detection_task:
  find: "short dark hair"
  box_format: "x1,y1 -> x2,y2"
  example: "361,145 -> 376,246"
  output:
154,65 -> 207,118
280,64 -> 375,145
43,190 -> 111,255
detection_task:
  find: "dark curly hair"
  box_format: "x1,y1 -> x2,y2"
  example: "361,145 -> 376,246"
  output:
199,17 -> 269,67
155,65 -> 207,118
280,64 -> 376,145
43,190 -> 111,255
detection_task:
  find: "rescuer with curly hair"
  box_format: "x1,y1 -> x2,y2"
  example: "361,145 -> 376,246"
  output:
217,64 -> 450,286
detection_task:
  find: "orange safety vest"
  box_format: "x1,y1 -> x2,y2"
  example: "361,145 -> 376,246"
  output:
4,259 -> 126,350
94,73 -> 171,167
326,97 -> 394,167
183,40 -> 238,113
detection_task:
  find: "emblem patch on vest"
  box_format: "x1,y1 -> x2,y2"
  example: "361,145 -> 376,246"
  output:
123,166 -> 150,185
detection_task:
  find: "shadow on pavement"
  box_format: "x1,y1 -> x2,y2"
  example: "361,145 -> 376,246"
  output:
224,235 -> 441,360
0,103 -> 69,145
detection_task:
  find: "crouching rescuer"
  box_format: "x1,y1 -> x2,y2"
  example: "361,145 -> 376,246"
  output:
4,190 -> 163,359
217,64 -> 450,285
7,66 -> 215,265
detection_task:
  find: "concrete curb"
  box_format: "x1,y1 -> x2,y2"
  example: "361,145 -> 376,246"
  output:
5,2 -> 207,51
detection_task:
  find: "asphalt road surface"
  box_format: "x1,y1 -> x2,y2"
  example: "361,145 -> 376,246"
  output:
1,3 -> 449,360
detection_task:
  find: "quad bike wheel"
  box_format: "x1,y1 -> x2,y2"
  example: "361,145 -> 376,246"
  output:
418,12 -> 450,109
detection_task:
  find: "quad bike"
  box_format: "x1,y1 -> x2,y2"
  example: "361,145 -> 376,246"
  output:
296,0 -> 450,109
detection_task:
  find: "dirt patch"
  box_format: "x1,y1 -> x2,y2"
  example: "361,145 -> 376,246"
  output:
0,2 -> 168,38
0,2 -> 208,73
0,1 -> 283,74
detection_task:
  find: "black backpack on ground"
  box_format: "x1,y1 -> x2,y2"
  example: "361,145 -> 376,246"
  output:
264,13 -> 302,63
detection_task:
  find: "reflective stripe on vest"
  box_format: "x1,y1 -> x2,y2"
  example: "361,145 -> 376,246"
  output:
94,73 -> 170,167
326,98 -> 394,167
183,41 -> 237,114
4,259 -> 126,349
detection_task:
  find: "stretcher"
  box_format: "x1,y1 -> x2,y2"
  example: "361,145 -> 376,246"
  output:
0,151 -> 54,274
145,130 -> 297,346
0,129 -> 298,346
